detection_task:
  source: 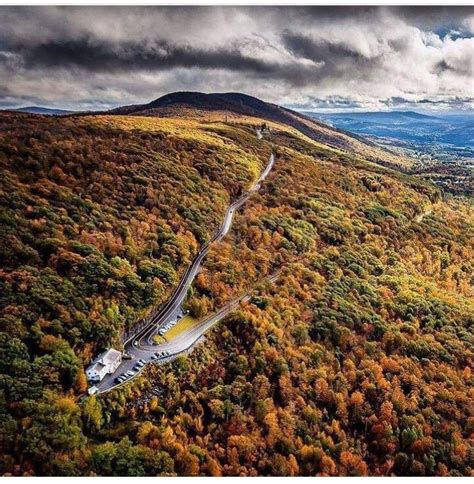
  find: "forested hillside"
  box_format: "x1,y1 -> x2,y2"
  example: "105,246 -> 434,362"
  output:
113,92 -> 414,170
0,112 -> 268,356
0,105 -> 472,476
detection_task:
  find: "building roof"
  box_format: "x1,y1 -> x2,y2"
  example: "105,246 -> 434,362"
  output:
100,348 -> 121,365
87,361 -> 106,373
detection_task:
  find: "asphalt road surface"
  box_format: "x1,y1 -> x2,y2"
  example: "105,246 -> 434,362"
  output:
95,150 -> 275,394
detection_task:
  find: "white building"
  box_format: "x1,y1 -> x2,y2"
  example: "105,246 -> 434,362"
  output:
86,348 -> 122,382
88,386 -> 99,395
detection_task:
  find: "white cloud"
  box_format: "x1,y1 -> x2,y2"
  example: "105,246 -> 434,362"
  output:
0,6 -> 472,112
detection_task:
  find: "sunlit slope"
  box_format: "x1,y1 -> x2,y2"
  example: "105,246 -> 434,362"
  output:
113,91 -> 414,169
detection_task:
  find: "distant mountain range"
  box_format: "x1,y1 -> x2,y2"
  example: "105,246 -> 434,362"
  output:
312,110 -> 439,123
305,110 -> 473,148
10,106 -> 75,115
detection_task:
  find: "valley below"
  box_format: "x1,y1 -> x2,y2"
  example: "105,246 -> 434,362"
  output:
307,110 -> 474,196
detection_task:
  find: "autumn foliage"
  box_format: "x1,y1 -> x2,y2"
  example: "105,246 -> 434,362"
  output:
0,110 -> 472,476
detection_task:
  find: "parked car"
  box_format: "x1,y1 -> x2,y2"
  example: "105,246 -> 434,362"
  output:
125,370 -> 135,377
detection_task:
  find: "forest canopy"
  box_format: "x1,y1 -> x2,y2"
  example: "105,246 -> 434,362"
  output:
0,110 -> 472,476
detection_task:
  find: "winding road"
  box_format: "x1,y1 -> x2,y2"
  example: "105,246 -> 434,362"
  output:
96,149 -> 275,394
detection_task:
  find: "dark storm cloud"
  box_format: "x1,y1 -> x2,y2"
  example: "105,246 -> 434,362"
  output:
273,5 -> 473,35
5,35 -> 323,86
282,32 -> 368,63
289,96 -> 365,111
391,6 -> 474,33
16,37 -> 276,73
434,58 -> 472,76
434,60 -> 455,74
417,97 -> 473,106
0,6 -> 472,111
281,31 -> 383,82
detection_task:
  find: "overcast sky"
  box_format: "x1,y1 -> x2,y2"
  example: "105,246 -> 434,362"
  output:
1,6 -> 473,112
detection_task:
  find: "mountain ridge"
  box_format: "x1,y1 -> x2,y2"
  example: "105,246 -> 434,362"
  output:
9,106 -> 75,116
307,110 -> 440,121
111,91 -> 413,169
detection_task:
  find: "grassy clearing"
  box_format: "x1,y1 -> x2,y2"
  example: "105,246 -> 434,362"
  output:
152,334 -> 166,345
164,315 -> 199,340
